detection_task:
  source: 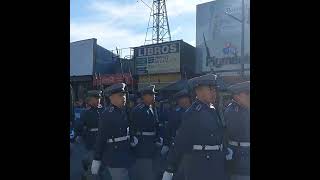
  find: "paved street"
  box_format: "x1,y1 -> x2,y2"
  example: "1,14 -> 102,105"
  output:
70,142 -> 86,180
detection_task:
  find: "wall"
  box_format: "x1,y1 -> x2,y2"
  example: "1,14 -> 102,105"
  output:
94,44 -> 118,74
180,41 -> 196,78
70,39 -> 95,76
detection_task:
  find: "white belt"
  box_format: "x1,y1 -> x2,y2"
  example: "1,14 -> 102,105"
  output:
193,144 -> 222,151
229,141 -> 250,147
136,131 -> 156,136
107,135 -> 129,143
89,128 -> 98,132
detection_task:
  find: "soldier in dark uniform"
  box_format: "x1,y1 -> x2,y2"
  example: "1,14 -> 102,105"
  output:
162,89 -> 192,180
91,83 -> 135,180
73,90 -> 106,179
70,84 -> 75,151
153,98 -> 169,180
162,89 -> 192,154
75,90 -> 103,151
162,74 -> 228,180
224,81 -> 250,180
130,85 -> 162,180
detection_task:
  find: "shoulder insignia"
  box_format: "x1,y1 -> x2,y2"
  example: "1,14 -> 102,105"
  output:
138,103 -> 145,109
196,104 -> 202,111
109,106 -> 114,112
185,102 -> 196,112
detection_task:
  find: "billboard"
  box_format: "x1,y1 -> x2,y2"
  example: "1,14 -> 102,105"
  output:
134,41 -> 180,75
196,0 -> 250,75
70,39 -> 95,76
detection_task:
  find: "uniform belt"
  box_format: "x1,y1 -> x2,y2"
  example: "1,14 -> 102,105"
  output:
193,144 -> 222,151
89,128 -> 98,132
136,131 -> 156,136
107,135 -> 129,143
229,141 -> 250,147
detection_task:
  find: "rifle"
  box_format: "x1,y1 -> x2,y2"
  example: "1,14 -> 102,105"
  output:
94,73 -> 106,108
203,33 -> 217,72
99,73 -> 106,107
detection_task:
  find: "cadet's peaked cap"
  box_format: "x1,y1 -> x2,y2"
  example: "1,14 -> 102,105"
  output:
188,74 -> 218,90
87,90 -> 102,98
104,83 -> 127,97
140,85 -> 157,95
174,89 -> 190,100
228,81 -> 250,94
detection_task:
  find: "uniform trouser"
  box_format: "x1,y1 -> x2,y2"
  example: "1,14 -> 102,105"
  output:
230,175 -> 250,180
172,158 -> 185,180
108,168 -> 130,180
71,142 -> 87,180
130,158 -> 156,180
153,153 -> 168,180
82,150 -> 111,180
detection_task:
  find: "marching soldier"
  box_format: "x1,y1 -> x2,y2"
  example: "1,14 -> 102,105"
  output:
162,89 -> 192,180
74,90 -> 107,179
224,81 -> 250,180
162,89 -> 192,154
162,74 -> 228,180
130,85 -> 162,180
91,83 -> 135,180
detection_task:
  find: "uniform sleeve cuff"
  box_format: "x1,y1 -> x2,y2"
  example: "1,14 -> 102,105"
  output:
166,165 -> 176,173
93,155 -> 102,161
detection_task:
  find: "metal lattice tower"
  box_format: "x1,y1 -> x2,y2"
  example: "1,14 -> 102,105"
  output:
144,0 -> 171,45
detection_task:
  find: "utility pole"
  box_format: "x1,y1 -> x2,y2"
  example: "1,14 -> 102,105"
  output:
225,0 -> 247,77
141,0 -> 171,45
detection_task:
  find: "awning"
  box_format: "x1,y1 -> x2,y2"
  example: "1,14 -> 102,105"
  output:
70,75 -> 92,82
159,79 -> 189,92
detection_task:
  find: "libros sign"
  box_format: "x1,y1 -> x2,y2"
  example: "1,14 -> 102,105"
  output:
134,41 -> 181,75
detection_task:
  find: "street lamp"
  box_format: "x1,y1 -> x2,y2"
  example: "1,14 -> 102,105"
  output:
224,0 -> 247,77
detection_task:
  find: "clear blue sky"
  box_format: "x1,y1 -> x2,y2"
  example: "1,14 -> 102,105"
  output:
70,0 -> 213,51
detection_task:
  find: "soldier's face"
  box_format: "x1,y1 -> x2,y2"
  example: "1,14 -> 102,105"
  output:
177,97 -> 192,108
110,92 -> 126,107
142,94 -> 155,105
196,86 -> 216,104
88,97 -> 100,107
236,91 -> 250,108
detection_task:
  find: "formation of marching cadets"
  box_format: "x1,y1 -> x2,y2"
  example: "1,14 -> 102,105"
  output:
72,73 -> 250,180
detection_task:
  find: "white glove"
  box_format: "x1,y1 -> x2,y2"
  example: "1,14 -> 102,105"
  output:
130,136 -> 138,147
91,160 -> 101,175
75,136 -> 82,144
226,148 -> 233,160
162,171 -> 173,180
161,145 -> 170,155
156,137 -> 164,147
